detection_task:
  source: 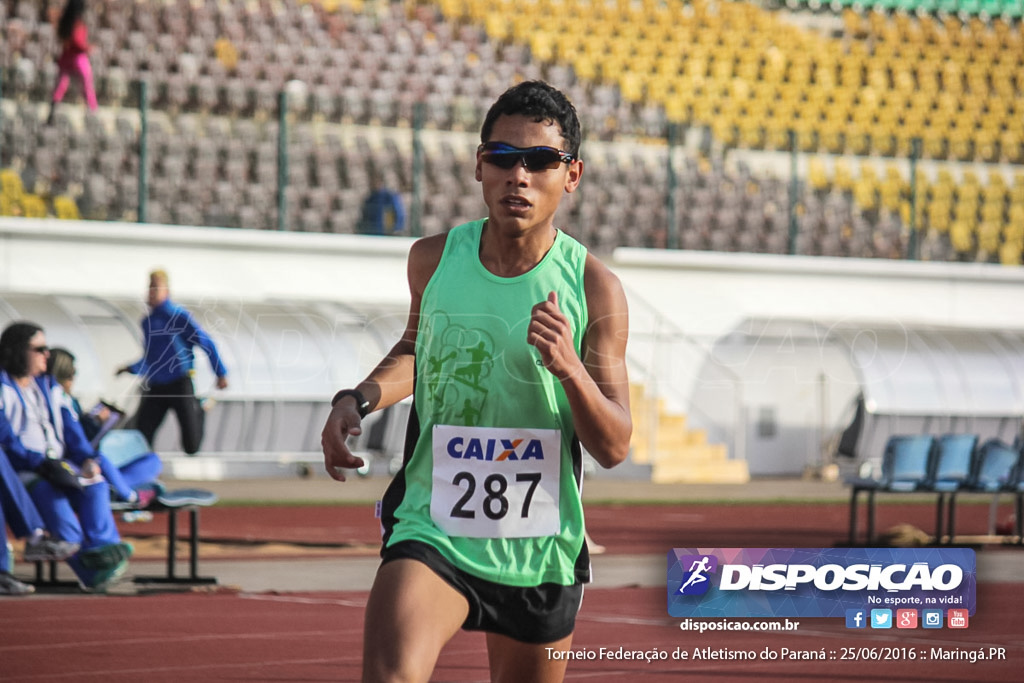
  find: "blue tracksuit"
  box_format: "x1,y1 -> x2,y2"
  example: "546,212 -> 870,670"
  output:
57,390 -> 162,501
124,299 -> 227,385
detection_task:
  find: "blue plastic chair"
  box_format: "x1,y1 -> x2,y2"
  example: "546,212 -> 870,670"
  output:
928,434 -> 979,543
943,439 -> 1021,544
880,435 -> 935,491
971,439 -> 1020,492
847,434 -> 935,545
98,429 -> 153,468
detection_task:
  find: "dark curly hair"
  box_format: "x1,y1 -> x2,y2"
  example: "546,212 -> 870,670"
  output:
0,321 -> 44,378
480,81 -> 582,159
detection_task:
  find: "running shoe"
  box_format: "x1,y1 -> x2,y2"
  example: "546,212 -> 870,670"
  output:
134,488 -> 158,508
79,541 -> 134,571
23,536 -> 81,563
0,571 -> 35,596
81,559 -> 129,594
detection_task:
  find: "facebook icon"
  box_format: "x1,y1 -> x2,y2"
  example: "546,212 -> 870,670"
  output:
845,609 -> 867,629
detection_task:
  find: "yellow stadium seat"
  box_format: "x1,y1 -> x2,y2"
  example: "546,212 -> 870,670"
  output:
738,119 -> 765,149
927,202 -> 952,233
819,125 -> 843,155
949,221 -> 974,254
1001,130 -> 1023,164
808,158 -> 829,193
54,195 -> 81,220
998,241 -> 1022,266
954,197 -> 979,217
710,117 -> 737,148
831,159 -> 852,193
846,125 -> 871,156
1008,203 -> 1024,228
975,130 -> 999,163
214,38 -> 238,72
853,181 -> 878,212
21,194 -> 47,219
880,182 -> 903,213
977,221 -> 1001,254
1,169 -> 24,202
0,195 -> 18,217
483,15 -> 509,41
529,32 -> 554,63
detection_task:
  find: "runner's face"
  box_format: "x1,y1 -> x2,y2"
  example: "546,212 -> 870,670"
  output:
475,114 -> 582,235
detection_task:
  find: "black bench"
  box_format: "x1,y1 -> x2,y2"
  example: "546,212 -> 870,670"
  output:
112,488 -> 219,585
34,488 -> 218,587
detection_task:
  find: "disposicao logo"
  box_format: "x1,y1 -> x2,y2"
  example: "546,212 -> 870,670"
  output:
667,548 -> 976,619
676,555 -> 718,596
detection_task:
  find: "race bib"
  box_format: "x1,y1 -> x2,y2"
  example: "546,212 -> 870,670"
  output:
430,425 -> 561,538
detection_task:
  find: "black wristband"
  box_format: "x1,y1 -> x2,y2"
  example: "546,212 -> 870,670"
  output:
331,389 -> 370,418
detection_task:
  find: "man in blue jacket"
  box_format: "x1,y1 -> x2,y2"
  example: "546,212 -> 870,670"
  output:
117,269 -> 229,455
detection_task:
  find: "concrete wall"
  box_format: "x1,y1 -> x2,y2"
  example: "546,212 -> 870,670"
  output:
0,218 -> 413,306
6,218 -> 1023,335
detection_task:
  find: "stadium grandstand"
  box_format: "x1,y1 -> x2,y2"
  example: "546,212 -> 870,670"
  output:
1,0 -> 1021,264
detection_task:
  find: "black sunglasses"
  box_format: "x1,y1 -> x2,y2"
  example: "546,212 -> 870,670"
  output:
478,142 -> 575,172
31,345 -> 50,354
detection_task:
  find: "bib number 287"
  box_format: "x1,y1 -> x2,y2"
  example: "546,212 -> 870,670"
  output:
450,471 -> 542,520
430,425 -> 561,538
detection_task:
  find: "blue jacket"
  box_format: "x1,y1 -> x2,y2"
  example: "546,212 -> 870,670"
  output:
0,371 -> 97,473
125,299 -> 228,385
1,372 -> 56,470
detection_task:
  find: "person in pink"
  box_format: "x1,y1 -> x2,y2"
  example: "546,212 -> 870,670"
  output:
47,0 -> 97,124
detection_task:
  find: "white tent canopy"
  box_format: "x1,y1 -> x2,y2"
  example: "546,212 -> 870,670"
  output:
691,319 -> 1024,476
830,324 -> 1024,418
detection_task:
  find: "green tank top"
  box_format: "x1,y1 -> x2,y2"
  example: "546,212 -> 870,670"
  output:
380,219 -> 591,586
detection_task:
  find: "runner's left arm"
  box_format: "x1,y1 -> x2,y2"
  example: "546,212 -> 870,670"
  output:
528,255 -> 632,469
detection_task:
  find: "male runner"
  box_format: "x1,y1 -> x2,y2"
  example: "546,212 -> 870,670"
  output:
322,81 -> 631,682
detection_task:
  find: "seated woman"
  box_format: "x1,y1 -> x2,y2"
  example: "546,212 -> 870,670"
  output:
47,348 -> 162,507
0,322 -> 132,592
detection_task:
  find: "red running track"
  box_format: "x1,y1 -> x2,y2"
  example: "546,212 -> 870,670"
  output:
1,584 -> 1019,682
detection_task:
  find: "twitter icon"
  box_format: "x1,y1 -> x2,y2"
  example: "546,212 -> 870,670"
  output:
871,609 -> 892,629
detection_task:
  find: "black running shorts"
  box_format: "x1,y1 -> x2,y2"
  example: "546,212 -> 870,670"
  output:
380,540 -> 583,643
